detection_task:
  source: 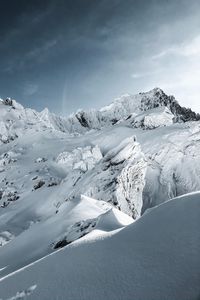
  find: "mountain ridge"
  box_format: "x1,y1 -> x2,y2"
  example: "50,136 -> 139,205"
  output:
0,87 -> 200,299
1,88 -> 199,146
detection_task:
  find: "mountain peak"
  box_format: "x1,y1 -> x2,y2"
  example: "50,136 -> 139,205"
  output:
140,87 -> 164,96
0,97 -> 24,110
151,87 -> 164,94
0,88 -> 199,143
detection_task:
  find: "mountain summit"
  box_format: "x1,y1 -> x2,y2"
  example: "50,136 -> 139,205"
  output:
0,88 -> 199,145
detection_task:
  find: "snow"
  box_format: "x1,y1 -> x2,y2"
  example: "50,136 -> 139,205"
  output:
0,231 -> 13,247
0,191 -> 132,279
56,145 -> 102,172
0,88 -> 199,299
0,193 -> 199,300
1,284 -> 37,300
129,106 -> 174,129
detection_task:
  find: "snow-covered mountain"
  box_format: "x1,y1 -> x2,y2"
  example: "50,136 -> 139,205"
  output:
1,88 -> 199,144
0,88 -> 200,299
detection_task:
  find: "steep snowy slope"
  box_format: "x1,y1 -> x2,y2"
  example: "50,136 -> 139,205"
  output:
0,193 -> 133,279
0,128 -> 142,278
0,193 -> 199,300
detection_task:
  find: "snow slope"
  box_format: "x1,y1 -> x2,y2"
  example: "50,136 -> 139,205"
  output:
0,192 -> 199,300
0,192 -> 133,278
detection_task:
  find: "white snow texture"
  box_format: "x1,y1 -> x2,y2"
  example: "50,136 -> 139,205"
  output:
0,88 -> 199,300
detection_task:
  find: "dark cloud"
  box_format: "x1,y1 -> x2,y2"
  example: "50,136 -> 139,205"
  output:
0,0 -> 200,114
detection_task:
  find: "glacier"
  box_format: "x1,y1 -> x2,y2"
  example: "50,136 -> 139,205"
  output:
0,88 -> 199,299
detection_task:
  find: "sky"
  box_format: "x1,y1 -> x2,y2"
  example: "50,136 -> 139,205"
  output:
0,0 -> 200,115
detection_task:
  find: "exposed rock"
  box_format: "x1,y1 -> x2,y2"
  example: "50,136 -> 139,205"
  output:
53,218 -> 97,249
33,180 -> 45,190
35,157 -> 48,163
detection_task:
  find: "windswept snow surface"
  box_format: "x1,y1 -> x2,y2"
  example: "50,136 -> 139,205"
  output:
0,193 -> 199,300
0,193 -> 133,278
0,88 -> 200,299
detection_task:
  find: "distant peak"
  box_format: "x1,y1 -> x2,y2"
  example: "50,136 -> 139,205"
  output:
139,87 -> 164,96
1,97 -> 24,110
152,87 -> 164,93
40,107 -> 50,115
3,97 -> 14,106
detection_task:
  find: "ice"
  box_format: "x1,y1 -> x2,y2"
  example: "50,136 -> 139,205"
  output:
0,88 -> 199,299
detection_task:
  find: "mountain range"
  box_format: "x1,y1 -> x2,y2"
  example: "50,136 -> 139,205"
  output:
0,88 -> 199,300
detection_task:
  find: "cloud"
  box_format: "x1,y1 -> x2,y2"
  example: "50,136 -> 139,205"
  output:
131,73 -> 145,79
1,0 -> 200,114
25,39 -> 58,59
16,38 -> 58,70
131,70 -> 161,79
23,83 -> 39,96
152,35 -> 200,60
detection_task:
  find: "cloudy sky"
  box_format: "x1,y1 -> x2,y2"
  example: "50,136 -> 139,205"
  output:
0,0 -> 200,114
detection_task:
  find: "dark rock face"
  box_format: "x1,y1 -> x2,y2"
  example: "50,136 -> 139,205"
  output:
3,98 -> 13,107
54,239 -> 71,249
140,88 -> 200,122
76,111 -> 89,128
170,102 -> 200,122
33,180 -> 45,190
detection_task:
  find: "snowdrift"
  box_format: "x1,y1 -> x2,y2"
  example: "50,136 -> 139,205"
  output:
0,192 -> 199,300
